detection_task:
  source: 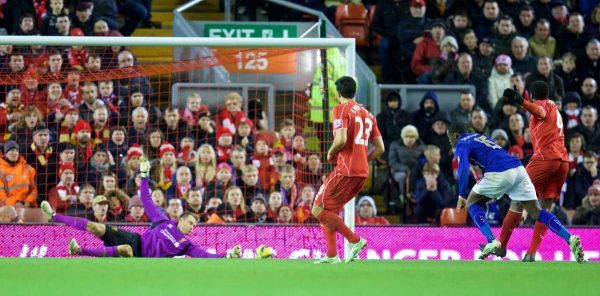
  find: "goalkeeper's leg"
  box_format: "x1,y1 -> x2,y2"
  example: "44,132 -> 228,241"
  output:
42,201 -> 107,238
69,238 -> 133,257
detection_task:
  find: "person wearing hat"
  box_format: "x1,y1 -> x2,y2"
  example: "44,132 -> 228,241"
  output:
561,91 -> 581,129
425,111 -> 454,180
154,142 -> 177,190
48,163 -> 79,214
125,196 -> 147,223
0,140 -> 37,207
73,119 -> 94,168
244,194 -> 274,223
472,36 -> 495,79
0,86 -> 24,132
488,54 -> 514,108
572,184 -> 600,225
89,194 -> 109,223
389,0 -> 429,82
216,126 -> 234,163
205,162 -> 234,200
375,91 -> 412,162
412,19 -> 446,84
355,196 -> 390,225
431,35 -> 459,84
411,90 -> 440,138
26,127 -> 58,203
72,1 -> 101,36
79,144 -> 114,190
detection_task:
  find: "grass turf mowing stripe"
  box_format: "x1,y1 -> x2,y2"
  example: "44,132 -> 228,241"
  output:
1,259 -> 597,296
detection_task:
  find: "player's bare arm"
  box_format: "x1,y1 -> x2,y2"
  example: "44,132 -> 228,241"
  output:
367,136 -> 385,162
327,128 -> 347,161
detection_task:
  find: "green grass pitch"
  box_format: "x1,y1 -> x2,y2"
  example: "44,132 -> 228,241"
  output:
1,259 -> 597,296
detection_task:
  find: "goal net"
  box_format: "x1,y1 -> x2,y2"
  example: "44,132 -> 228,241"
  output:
0,36 -> 357,231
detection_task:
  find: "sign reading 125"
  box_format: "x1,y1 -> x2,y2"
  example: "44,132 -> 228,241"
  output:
204,23 -> 298,74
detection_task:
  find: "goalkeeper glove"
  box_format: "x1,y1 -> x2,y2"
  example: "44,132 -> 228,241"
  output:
503,86 -> 524,105
139,157 -> 151,178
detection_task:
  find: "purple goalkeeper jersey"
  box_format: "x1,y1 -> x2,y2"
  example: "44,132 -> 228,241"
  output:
138,178 -> 222,258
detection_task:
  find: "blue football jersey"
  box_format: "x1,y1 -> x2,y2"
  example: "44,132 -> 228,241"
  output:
454,132 -> 522,197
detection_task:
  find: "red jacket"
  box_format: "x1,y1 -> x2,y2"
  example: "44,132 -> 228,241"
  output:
48,182 -> 80,213
411,37 -> 441,76
252,153 -> 276,192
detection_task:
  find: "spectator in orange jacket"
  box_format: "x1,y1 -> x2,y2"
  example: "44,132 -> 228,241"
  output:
355,196 -> 390,225
0,141 -> 37,207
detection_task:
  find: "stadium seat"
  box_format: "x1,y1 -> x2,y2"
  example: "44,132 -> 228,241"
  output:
440,208 -> 467,226
20,208 -> 46,223
335,3 -> 369,47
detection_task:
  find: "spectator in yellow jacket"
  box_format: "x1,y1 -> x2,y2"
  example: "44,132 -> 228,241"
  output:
0,141 -> 37,207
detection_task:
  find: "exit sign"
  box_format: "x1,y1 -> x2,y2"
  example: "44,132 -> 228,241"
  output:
204,23 -> 298,74
204,23 -> 297,38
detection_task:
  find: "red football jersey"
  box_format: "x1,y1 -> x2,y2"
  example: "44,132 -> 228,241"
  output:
332,100 -> 381,177
529,100 -> 568,161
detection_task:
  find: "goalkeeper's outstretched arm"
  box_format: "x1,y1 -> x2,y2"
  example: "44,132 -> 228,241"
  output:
139,158 -> 168,222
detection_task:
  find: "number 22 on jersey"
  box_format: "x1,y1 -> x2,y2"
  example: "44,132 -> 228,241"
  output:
354,117 -> 373,146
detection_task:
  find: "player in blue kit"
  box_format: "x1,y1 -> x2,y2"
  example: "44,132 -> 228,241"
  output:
448,122 -> 585,262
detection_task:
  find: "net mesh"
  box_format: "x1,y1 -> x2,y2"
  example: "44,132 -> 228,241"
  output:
0,42 -> 347,225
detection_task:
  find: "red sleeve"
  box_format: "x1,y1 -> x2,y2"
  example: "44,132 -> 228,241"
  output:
332,105 -> 349,132
522,100 -> 546,119
369,114 -> 382,140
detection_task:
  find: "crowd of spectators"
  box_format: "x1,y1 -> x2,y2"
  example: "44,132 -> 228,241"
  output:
0,0 -> 157,38
371,0 -> 600,226
1,0 -> 600,227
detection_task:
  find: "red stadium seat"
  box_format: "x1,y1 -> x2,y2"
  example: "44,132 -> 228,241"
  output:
335,3 -> 369,47
440,208 -> 467,226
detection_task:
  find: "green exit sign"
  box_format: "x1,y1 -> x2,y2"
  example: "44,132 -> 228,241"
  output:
204,23 -> 297,38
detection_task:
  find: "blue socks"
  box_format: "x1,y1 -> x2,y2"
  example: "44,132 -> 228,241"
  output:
537,209 -> 571,242
469,204 -> 496,243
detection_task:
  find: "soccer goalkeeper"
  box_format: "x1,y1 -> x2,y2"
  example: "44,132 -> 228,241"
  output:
41,157 -> 241,258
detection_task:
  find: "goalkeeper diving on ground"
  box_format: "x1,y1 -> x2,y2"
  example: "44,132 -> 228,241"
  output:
40,157 -> 265,258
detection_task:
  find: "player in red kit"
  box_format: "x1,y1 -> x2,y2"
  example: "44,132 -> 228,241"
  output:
498,81 -> 570,261
312,76 -> 385,264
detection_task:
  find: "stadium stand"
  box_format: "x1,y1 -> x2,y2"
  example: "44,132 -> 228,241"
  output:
0,0 -> 599,229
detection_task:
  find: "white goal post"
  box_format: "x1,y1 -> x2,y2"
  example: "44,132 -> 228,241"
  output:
0,35 -> 358,259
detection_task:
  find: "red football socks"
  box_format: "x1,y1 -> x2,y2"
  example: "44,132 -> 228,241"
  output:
499,210 -> 521,250
318,210 -> 360,257
526,221 -> 548,256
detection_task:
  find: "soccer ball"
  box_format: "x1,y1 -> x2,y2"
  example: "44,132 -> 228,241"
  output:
255,245 -> 274,259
